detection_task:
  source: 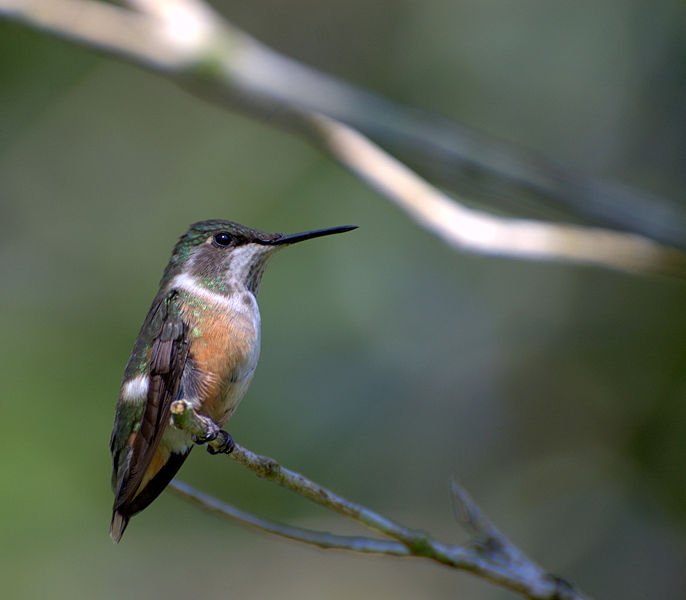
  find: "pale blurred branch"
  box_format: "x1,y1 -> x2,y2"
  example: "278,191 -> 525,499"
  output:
0,0 -> 178,66
2,0 -> 686,278
306,114 -> 686,276
169,400 -> 587,600
122,0 -> 686,249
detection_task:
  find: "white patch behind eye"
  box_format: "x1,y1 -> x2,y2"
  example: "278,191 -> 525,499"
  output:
226,244 -> 275,281
121,375 -> 149,403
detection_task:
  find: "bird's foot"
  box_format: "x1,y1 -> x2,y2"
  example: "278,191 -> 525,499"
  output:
207,430 -> 235,455
192,415 -> 220,445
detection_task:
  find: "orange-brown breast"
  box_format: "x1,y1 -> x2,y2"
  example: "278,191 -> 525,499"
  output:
180,299 -> 259,424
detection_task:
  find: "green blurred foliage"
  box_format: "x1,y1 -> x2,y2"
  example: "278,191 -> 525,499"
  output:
1,1 -> 686,598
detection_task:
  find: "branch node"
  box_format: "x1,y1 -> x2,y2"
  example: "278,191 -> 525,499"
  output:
547,574 -> 579,600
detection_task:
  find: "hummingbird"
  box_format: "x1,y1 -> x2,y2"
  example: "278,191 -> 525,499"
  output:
109,219 -> 356,542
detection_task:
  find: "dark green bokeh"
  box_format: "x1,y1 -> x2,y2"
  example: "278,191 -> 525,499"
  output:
1,1 -> 686,598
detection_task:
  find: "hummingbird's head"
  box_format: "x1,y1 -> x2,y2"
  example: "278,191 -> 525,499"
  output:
163,219 -> 356,295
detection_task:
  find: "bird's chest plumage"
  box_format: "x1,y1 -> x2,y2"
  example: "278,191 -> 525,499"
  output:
179,290 -> 261,425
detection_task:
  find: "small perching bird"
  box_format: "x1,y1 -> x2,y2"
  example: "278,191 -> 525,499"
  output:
109,219 -> 356,542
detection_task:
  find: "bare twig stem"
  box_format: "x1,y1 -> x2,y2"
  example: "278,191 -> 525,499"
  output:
168,480 -> 411,556
170,400 -> 588,600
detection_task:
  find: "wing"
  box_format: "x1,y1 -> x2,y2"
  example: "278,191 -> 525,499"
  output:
110,290 -> 190,524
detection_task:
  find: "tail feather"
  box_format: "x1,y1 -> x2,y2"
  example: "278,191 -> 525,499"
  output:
109,449 -> 191,543
110,510 -> 129,543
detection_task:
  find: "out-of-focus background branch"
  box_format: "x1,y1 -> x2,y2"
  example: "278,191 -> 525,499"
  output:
2,0 -> 685,278
1,1 -> 685,599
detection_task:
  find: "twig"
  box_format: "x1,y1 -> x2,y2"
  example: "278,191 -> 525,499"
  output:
168,480 -> 411,556
2,0 -> 685,277
451,480 -> 554,582
170,400 -> 588,600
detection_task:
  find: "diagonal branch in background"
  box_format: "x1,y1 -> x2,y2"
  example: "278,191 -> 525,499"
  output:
305,114 -> 686,277
128,0 -> 686,249
2,0 -> 686,278
169,400 -> 587,600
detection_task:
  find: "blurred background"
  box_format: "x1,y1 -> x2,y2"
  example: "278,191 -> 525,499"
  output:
2,0 -> 686,598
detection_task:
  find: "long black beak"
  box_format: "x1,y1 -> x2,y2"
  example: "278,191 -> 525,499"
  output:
268,225 -> 358,245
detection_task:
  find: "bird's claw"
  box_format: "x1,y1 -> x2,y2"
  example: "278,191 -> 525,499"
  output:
207,430 -> 235,455
193,416 -> 220,445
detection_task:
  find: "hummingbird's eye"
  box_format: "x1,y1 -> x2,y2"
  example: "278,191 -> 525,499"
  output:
213,232 -> 233,247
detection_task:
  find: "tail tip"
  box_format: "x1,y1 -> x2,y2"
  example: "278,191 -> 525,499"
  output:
110,511 -> 129,543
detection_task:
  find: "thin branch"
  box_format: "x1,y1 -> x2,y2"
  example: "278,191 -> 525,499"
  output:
451,480 -> 548,579
2,0 -> 685,278
168,480 -> 411,556
170,400 -> 587,600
